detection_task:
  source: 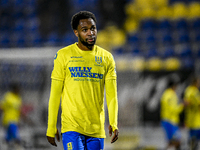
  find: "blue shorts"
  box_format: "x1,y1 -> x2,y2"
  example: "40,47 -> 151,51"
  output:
189,129 -> 200,140
62,131 -> 104,150
161,121 -> 181,141
5,123 -> 20,142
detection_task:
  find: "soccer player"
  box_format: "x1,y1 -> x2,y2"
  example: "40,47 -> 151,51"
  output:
0,83 -> 22,145
46,11 -> 119,150
160,80 -> 184,150
184,78 -> 200,150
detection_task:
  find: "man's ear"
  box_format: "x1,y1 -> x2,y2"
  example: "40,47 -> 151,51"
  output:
74,30 -> 78,37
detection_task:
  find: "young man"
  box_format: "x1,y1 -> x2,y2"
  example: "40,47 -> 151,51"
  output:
184,78 -> 200,150
0,83 -> 22,145
46,11 -> 119,150
160,80 -> 184,150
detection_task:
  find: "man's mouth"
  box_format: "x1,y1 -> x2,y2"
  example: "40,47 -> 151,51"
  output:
87,38 -> 95,42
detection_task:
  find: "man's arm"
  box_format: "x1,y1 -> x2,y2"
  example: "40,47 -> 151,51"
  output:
105,79 -> 119,143
46,79 -> 63,146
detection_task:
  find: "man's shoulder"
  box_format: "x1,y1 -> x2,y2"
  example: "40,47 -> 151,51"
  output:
186,85 -> 198,93
95,45 -> 113,57
58,43 -> 75,53
4,92 -> 12,97
3,92 -> 15,101
163,89 -> 173,96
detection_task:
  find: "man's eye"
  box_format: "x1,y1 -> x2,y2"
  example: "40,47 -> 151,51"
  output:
83,29 -> 87,32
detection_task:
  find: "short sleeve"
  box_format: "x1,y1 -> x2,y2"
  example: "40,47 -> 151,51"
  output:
51,51 -> 66,81
105,54 -> 117,80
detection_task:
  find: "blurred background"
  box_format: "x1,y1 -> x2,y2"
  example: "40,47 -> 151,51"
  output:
0,0 -> 200,149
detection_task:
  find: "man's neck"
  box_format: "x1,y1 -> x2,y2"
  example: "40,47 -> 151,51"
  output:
77,43 -> 93,51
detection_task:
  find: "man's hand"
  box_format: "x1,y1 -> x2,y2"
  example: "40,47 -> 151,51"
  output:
47,129 -> 60,147
108,125 -> 119,143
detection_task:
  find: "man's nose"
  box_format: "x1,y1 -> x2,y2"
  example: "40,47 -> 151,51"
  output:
87,30 -> 94,35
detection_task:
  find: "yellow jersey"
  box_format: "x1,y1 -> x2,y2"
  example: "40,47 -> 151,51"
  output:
161,88 -> 183,125
0,92 -> 22,126
184,85 -> 200,129
50,43 -> 117,138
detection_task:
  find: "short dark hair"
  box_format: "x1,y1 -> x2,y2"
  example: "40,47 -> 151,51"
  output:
191,77 -> 199,85
9,82 -> 20,93
168,80 -> 178,88
71,11 -> 97,30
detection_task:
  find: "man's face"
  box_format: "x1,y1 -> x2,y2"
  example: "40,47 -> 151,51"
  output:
74,18 -> 97,50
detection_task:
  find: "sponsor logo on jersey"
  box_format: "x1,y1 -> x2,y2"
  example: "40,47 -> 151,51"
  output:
71,56 -> 83,58
69,56 -> 84,62
69,67 -> 103,80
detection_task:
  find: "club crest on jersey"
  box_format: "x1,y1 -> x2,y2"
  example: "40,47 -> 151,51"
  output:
95,56 -> 102,65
